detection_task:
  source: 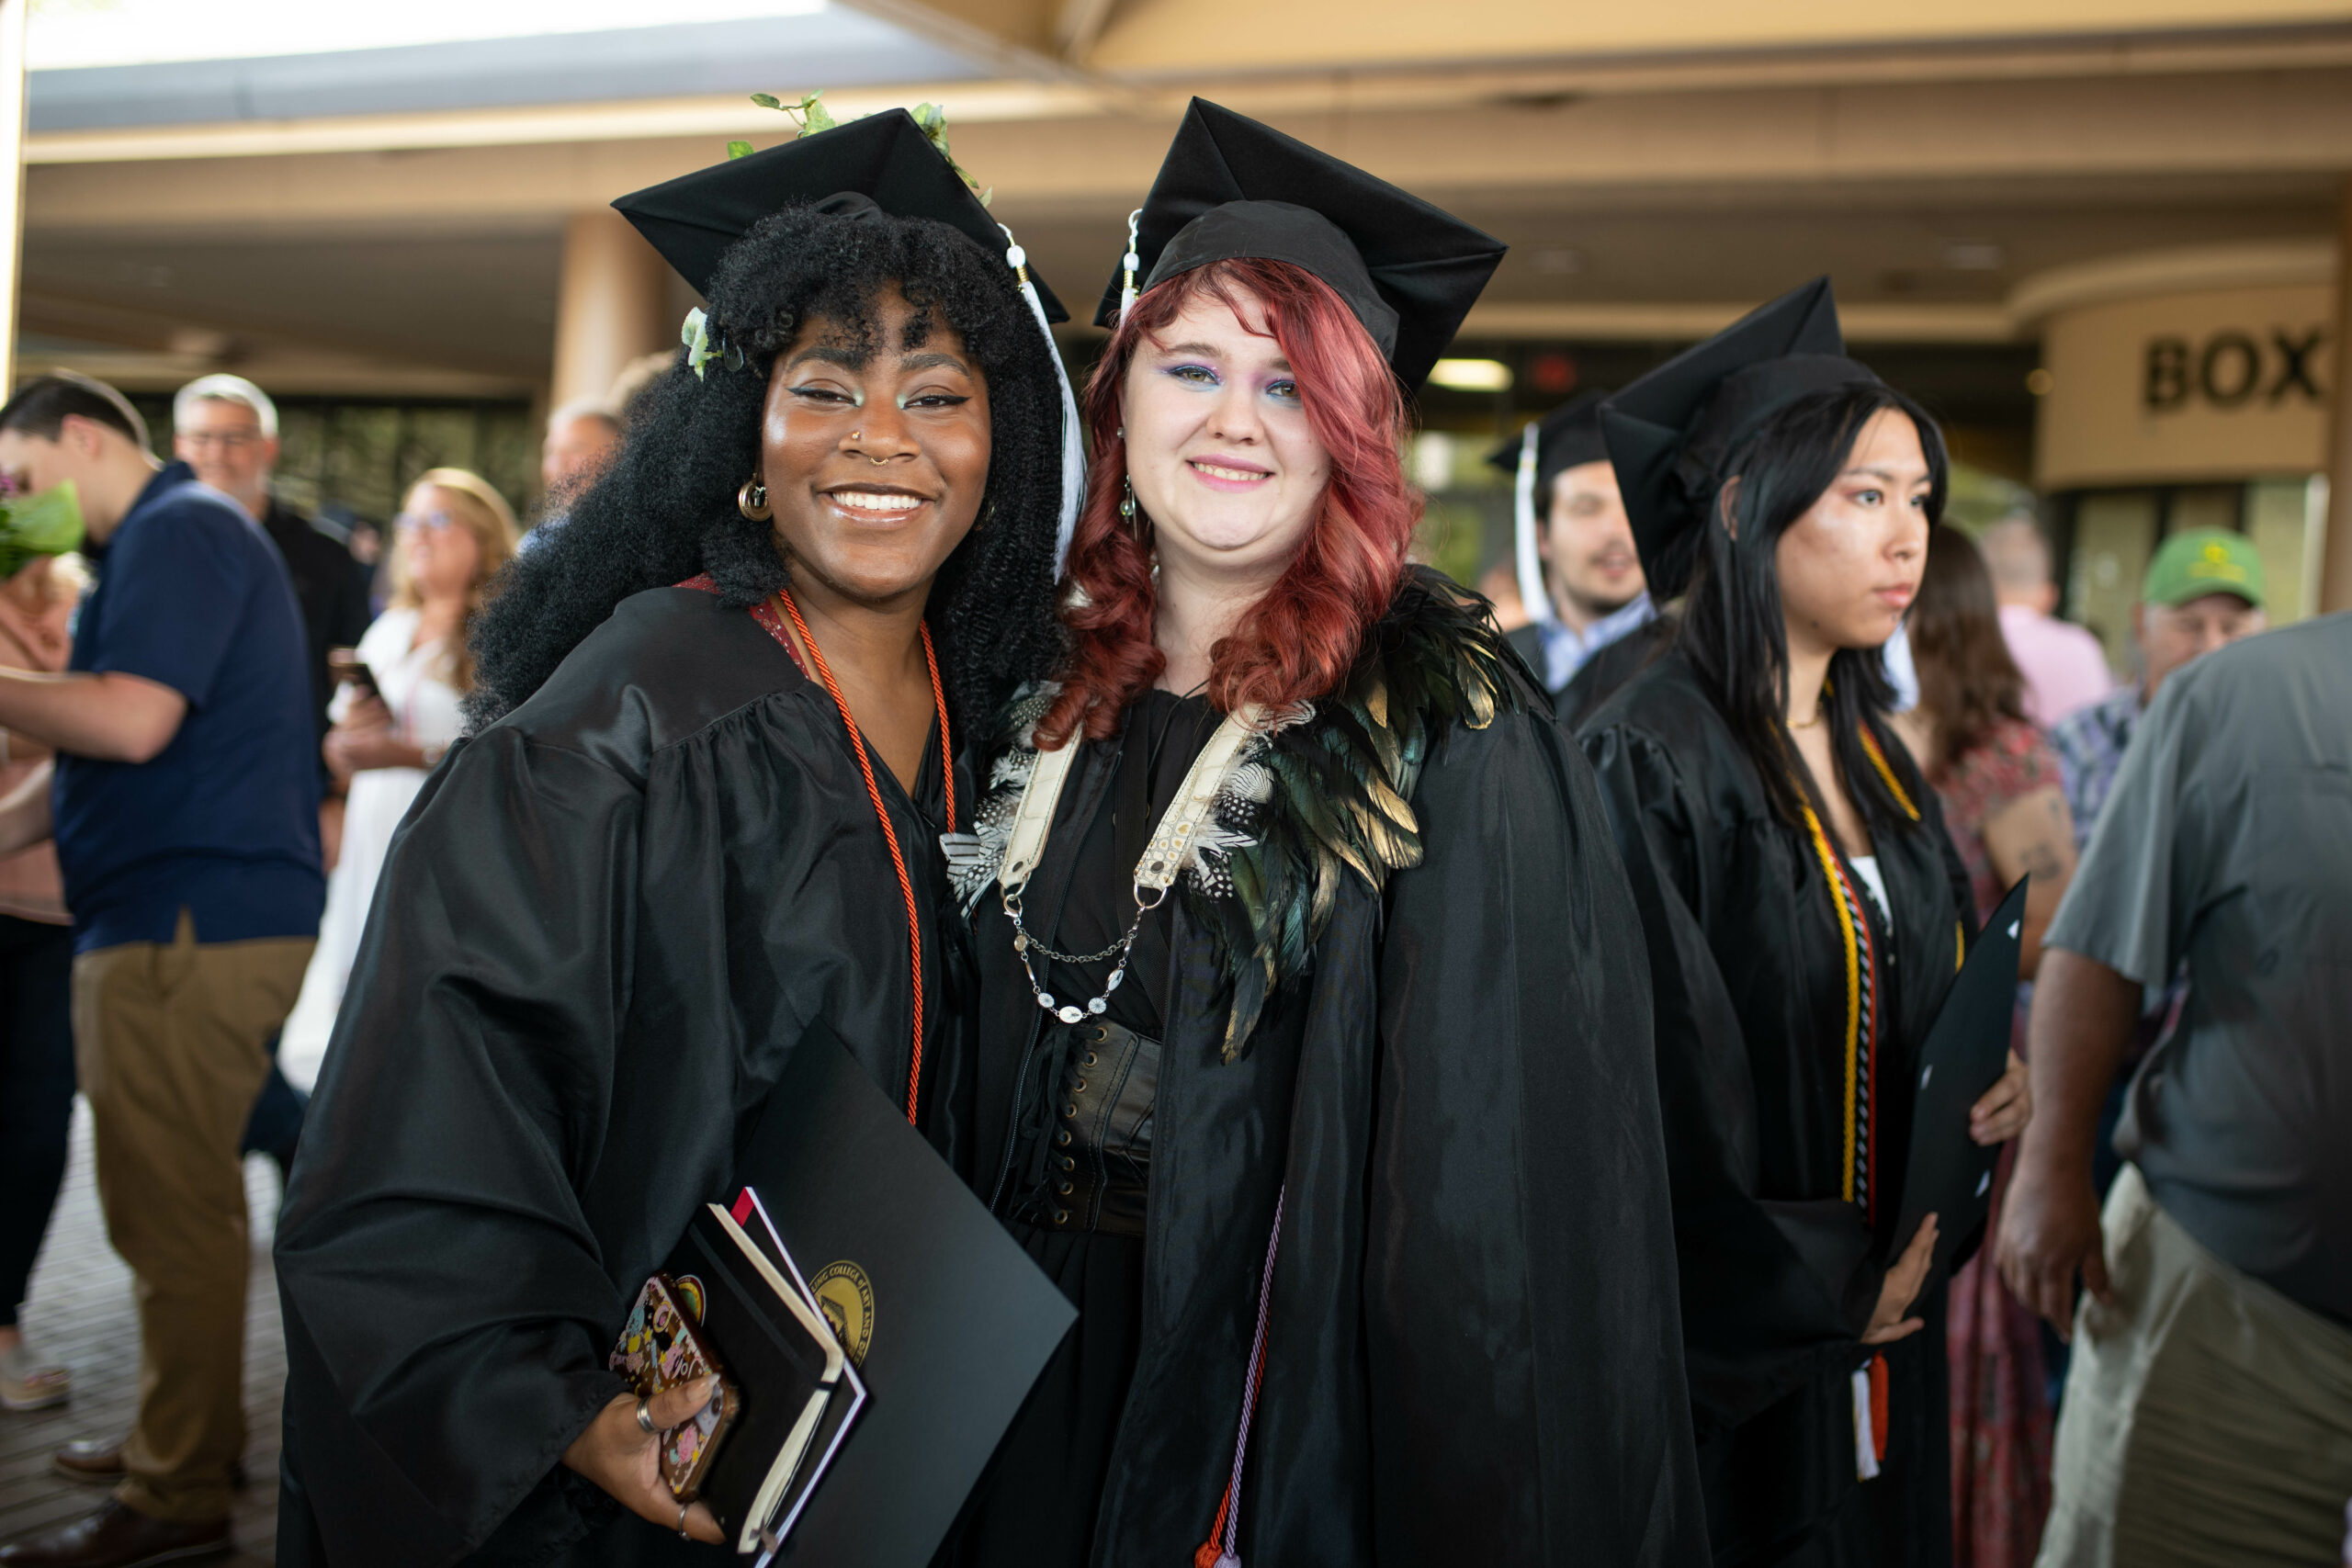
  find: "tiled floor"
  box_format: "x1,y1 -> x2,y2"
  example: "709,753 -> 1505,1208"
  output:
0,1100 -> 283,1565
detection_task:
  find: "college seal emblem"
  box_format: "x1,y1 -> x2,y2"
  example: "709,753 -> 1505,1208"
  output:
810,1260 -> 875,1366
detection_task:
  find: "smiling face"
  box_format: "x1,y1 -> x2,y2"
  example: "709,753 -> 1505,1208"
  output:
1119,285 -> 1330,592
1540,457 -> 1643,626
174,397 -> 277,516
1771,407 -> 1933,659
396,484 -> 485,601
759,285 -> 992,610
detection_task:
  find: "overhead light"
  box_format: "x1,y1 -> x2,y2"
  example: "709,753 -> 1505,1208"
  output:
1428,358 -> 1512,392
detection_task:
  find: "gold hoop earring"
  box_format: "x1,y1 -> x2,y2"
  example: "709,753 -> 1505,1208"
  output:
738,476 -> 771,522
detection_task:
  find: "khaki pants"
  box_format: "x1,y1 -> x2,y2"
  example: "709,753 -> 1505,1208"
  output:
2037,1164 -> 2352,1568
73,910 -> 312,1521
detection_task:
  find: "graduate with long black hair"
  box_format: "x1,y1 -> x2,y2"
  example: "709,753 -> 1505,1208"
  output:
272,110 -> 1077,1565
1581,279 -> 2028,1565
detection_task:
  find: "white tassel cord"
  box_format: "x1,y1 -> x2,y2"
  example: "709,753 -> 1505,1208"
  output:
1118,207 -> 1143,321
1001,224 -> 1087,579
1511,421 -> 1555,626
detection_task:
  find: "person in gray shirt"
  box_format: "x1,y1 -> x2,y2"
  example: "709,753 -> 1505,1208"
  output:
1997,612 -> 2352,1567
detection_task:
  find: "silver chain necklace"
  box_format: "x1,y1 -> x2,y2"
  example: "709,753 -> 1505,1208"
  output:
993,705 -> 1264,1026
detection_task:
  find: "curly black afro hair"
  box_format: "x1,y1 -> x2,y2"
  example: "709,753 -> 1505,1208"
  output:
465,202 -> 1068,737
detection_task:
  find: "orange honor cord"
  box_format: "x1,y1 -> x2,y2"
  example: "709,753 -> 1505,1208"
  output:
772,588 -> 956,1126
1868,1353 -> 1892,1465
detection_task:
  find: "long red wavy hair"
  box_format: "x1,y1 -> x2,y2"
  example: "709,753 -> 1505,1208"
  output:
1035,257 -> 1419,747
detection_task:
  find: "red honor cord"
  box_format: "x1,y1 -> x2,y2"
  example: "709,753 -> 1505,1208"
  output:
774,588 -> 955,1125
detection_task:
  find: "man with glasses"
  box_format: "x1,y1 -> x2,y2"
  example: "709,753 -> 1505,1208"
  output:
174,378 -> 362,1182
172,377 -> 372,753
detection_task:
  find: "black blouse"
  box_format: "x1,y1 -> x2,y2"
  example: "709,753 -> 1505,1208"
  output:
946,689 -> 1219,1568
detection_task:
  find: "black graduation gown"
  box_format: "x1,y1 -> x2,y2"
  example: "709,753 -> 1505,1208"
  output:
272,585 -> 970,1568
1580,650 -> 1969,1568
1504,612 -> 1676,731
958,604 -> 1709,1565
1560,613 -> 1677,734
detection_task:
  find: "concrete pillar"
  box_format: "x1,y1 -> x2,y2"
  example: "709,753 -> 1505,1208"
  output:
0,0 -> 28,393
2324,175 -> 2352,615
549,209 -> 670,411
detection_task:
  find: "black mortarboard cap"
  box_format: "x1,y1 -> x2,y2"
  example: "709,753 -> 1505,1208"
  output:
614,108 -> 1067,321
1598,276 -> 1877,598
1485,389 -> 1612,496
1095,98 -> 1505,390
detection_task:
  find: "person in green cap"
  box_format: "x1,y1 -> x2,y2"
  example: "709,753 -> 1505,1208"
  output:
2048,526 -> 2266,851
2023,526 -> 2267,1406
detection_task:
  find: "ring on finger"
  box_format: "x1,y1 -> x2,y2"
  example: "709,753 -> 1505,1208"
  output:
677,1500 -> 692,1539
634,1397 -> 656,1435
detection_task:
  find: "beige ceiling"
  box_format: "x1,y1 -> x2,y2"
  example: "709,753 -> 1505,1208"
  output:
18,2 -> 2352,405
863,0 -> 2352,71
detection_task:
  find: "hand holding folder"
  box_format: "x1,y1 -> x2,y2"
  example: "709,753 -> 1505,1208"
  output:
612,1020 -> 1076,1560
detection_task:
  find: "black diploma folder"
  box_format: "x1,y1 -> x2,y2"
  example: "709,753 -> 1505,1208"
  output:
1885,875 -> 2029,1275
732,1019 -> 1077,1565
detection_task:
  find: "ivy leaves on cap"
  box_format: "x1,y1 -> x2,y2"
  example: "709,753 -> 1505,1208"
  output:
726,91 -> 990,208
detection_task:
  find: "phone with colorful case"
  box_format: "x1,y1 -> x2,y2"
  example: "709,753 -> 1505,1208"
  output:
609,1272 -> 740,1501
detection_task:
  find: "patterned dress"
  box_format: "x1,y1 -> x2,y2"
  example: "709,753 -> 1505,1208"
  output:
1929,716 -> 2056,1568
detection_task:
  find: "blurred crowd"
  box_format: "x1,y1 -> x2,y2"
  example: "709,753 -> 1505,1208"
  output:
0,367 -> 624,1495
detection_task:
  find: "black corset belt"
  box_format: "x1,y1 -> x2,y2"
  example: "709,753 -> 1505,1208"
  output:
1002,1016 -> 1159,1237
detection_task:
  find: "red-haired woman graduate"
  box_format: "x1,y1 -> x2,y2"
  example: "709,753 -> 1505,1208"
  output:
935,101 -> 1703,1568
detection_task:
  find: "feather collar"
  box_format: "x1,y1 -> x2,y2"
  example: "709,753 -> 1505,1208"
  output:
948,568 -> 1523,1060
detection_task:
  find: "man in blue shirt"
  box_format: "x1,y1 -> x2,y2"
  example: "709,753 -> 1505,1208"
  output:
0,374 -> 320,1568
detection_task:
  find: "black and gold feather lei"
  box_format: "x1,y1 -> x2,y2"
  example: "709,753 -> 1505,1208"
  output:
947,569 -> 1523,1060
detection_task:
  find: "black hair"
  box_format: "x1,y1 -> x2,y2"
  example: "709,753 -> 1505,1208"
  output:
1677,380 -> 1947,832
0,373 -> 149,449
465,204 -> 1066,737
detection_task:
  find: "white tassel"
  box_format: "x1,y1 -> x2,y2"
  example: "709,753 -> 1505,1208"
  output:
1002,224 -> 1087,579
1118,208 -> 1143,321
1851,1367 -> 1882,1482
1512,422 -> 1555,626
